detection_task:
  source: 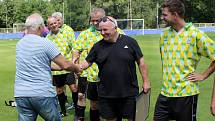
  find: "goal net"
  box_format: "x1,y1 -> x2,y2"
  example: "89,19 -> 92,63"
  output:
116,19 -> 144,35
13,23 -> 25,33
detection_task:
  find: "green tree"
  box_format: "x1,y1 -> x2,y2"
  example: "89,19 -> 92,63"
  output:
0,0 -> 16,28
66,0 -> 90,30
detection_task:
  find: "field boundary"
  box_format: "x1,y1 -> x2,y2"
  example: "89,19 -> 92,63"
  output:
1,27 -> 215,40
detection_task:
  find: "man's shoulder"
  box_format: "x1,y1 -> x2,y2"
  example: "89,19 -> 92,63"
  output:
92,39 -> 105,47
162,27 -> 171,33
19,34 -> 52,46
79,28 -> 90,35
46,32 -> 52,38
23,34 -> 45,41
61,24 -> 74,32
117,28 -> 125,35
160,27 -> 172,38
120,34 -> 136,43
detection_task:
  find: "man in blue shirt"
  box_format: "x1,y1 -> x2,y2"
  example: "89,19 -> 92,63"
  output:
14,13 -> 81,121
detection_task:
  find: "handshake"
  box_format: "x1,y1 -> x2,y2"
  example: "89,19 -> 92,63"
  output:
73,63 -> 84,76
72,60 -> 89,76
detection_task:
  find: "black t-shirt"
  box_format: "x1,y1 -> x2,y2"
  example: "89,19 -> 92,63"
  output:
86,34 -> 143,98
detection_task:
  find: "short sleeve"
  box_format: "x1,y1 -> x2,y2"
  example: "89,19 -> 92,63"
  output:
128,37 -> 143,61
44,39 -> 61,60
86,44 -> 97,63
196,31 -> 215,61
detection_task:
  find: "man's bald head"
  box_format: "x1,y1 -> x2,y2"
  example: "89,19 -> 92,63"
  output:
98,16 -> 119,42
99,16 -> 117,29
25,13 -> 44,33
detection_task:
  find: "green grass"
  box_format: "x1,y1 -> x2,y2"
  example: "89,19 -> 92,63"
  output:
0,33 -> 214,121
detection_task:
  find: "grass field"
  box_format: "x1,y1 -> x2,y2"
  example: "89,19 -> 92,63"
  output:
0,33 -> 214,121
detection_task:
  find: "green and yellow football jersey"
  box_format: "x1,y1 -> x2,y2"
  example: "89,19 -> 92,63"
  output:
46,24 -> 75,75
160,23 -> 215,97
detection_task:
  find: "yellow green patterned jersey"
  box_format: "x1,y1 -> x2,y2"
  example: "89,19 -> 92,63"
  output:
46,24 -> 75,75
160,23 -> 215,97
74,26 -> 125,82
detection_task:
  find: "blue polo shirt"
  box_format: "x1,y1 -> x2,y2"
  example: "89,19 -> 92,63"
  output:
14,34 -> 60,97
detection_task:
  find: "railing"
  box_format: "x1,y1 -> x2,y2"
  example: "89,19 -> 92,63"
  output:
0,28 -> 13,33
159,23 -> 215,29
193,23 -> 215,27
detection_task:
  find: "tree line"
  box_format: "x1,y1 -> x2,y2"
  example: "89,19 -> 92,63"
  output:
0,0 -> 215,31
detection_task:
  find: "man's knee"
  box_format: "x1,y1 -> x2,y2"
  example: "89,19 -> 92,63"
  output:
56,87 -> 64,94
78,93 -> 86,106
90,100 -> 98,110
69,84 -> 78,92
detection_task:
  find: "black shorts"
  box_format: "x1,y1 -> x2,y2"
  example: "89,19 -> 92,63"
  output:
78,77 -> 88,94
154,94 -> 198,121
53,73 -> 75,87
98,97 -> 136,120
87,82 -> 99,101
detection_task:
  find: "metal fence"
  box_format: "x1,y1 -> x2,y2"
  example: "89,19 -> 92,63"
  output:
0,28 -> 13,33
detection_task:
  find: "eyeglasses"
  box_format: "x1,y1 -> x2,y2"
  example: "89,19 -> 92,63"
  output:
98,16 -> 116,26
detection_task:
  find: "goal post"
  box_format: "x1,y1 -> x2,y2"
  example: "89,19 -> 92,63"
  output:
116,19 -> 144,35
13,23 -> 25,33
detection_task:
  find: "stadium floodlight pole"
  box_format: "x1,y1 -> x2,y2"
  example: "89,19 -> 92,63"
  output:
62,0 -> 64,23
89,0 -> 91,13
6,6 -> 7,28
129,0 -> 132,30
156,2 -> 159,29
5,3 -> 8,32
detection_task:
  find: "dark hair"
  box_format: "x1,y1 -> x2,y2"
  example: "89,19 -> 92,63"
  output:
162,0 -> 185,18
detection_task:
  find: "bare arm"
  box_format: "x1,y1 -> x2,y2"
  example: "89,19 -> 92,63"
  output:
51,62 -> 62,71
137,57 -> 151,93
211,77 -> 215,116
52,54 -> 81,73
187,61 -> 215,81
72,50 -> 81,64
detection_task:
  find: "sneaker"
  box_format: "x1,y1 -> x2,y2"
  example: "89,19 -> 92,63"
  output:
60,112 -> 68,117
67,103 -> 75,110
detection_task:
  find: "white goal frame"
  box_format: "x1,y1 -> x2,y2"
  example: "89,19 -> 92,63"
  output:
13,23 -> 25,33
116,19 -> 144,35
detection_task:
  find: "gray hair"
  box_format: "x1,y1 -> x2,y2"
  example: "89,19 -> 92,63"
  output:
90,8 -> 105,17
25,13 -> 44,32
112,18 -> 118,27
52,12 -> 63,21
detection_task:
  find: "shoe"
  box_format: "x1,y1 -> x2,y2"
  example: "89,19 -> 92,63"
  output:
78,117 -> 84,121
74,115 -> 84,121
60,112 -> 68,117
67,103 -> 75,110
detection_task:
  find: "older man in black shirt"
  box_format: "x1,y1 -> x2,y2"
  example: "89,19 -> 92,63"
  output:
80,16 -> 151,121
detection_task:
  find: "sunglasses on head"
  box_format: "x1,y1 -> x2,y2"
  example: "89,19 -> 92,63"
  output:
98,16 -> 116,26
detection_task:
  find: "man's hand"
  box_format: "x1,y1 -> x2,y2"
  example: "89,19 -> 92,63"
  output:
74,64 -> 83,75
142,81 -> 151,94
186,72 -> 205,82
72,50 -> 80,64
